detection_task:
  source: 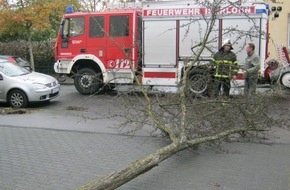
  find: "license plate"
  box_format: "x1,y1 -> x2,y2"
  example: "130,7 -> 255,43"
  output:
51,87 -> 59,94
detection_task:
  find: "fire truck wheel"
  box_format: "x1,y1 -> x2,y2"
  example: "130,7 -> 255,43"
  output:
186,69 -> 211,98
74,68 -> 103,95
280,72 -> 290,89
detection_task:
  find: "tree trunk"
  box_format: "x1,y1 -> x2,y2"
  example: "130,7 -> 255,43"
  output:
79,141 -> 187,190
27,34 -> 35,71
79,127 -> 254,190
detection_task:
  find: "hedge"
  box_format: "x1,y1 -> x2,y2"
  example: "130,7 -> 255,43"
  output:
0,40 -> 55,74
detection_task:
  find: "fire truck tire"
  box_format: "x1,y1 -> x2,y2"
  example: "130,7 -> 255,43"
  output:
74,68 -> 103,95
280,72 -> 290,89
186,69 -> 211,97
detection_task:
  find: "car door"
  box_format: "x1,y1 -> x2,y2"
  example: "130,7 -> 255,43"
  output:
86,15 -> 107,64
58,16 -> 87,60
106,13 -> 134,70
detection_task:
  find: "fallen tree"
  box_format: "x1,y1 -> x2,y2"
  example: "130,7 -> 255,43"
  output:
77,0 -> 279,189
79,126 -> 268,190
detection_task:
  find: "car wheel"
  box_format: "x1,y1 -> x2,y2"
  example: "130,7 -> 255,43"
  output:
8,90 -> 28,108
74,68 -> 103,95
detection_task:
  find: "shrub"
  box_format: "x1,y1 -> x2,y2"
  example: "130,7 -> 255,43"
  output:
0,40 -> 55,74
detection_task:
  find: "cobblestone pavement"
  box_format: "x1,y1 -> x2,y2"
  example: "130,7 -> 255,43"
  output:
0,125 -> 290,190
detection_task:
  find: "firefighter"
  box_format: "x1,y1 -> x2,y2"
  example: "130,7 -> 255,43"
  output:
211,39 -> 238,98
243,43 -> 260,95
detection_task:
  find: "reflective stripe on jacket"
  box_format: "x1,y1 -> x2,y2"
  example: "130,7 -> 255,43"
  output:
212,49 -> 238,78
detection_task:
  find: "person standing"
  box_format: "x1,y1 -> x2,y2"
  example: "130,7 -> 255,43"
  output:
243,43 -> 260,95
212,39 -> 238,98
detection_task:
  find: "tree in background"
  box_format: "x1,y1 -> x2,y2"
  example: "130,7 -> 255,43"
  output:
80,0 -> 136,11
80,0 -> 105,11
0,0 -> 81,70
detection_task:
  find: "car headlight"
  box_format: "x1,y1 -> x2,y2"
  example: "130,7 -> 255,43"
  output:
32,83 -> 47,90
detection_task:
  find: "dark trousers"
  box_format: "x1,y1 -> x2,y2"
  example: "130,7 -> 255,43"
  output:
213,77 -> 231,98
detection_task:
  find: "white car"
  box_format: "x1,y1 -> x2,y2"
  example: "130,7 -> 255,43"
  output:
0,59 -> 60,108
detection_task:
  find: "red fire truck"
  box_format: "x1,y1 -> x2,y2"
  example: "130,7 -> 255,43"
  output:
54,0 -> 290,95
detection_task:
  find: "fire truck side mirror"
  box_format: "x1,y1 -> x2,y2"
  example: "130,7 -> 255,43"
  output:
60,20 -> 65,39
61,32 -> 68,48
61,30 -> 68,40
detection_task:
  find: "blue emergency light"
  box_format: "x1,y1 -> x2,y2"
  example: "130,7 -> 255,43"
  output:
66,6 -> 74,14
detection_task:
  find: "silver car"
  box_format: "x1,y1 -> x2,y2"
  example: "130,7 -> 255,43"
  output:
0,59 -> 60,108
0,55 -> 32,71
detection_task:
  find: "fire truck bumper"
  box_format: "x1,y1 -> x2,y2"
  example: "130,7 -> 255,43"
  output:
54,60 -> 71,74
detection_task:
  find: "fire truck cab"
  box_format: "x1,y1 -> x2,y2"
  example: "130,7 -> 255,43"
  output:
54,0 -> 290,95
54,8 -> 140,94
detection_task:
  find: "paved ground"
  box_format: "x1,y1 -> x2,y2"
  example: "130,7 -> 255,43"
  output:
0,123 -> 290,190
1,79 -> 290,190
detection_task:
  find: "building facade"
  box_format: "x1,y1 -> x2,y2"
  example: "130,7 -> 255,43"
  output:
267,0 -> 290,60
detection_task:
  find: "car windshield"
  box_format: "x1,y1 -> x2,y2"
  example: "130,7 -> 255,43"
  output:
13,56 -> 30,67
0,61 -> 31,77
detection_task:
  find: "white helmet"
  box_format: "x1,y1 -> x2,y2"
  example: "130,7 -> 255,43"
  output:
222,39 -> 233,49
